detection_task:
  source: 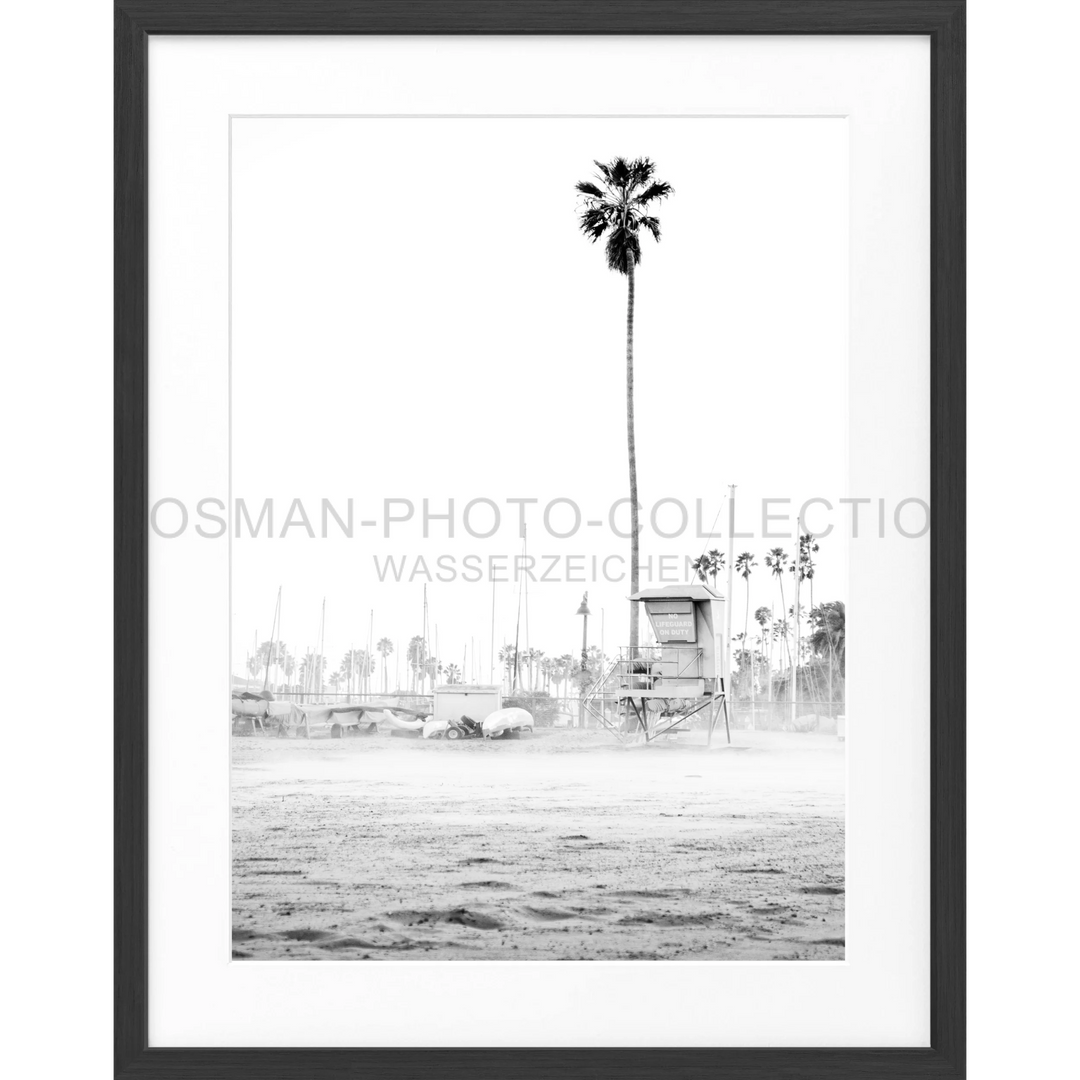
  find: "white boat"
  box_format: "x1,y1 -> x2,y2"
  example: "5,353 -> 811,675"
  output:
231,695 -> 269,718
378,709 -> 426,731
422,719 -> 451,739
273,701 -> 432,738
481,707 -> 534,738
284,703 -> 374,737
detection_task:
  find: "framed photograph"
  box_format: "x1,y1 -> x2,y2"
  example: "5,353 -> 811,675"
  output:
116,1 -> 964,1075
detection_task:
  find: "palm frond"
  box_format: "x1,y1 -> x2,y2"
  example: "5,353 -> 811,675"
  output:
577,206 -> 610,241
608,157 -> 631,186
627,157 -> 656,189
575,180 -> 604,198
634,181 -> 674,204
593,159 -> 614,185
638,214 -> 662,241
605,226 -> 640,274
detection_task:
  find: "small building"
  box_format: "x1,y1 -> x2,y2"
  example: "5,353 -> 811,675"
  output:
432,684 -> 502,724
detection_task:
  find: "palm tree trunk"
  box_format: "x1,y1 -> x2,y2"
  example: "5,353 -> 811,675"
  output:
744,580 -> 754,722
626,261 -> 639,650
778,579 -> 791,668
767,624 -> 774,702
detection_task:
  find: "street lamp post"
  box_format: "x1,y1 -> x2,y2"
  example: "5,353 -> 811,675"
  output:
576,592 -> 592,728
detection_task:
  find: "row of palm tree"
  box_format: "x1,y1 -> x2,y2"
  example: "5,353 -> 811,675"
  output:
244,631 -> 567,698
687,534 -> 845,709
241,538 -> 843,707
243,596 -> 842,706
244,642 -> 336,697
243,633 -> 402,697
496,645 -> 611,697
327,635 -> 461,696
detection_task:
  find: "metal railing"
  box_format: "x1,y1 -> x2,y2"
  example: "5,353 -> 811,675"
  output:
606,645 -> 705,690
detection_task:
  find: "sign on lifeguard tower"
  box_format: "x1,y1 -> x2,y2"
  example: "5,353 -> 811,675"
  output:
645,600 -> 697,644
583,583 -> 732,745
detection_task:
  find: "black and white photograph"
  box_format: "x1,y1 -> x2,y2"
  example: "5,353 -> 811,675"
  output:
133,26 -> 946,1055
224,116 -> 851,963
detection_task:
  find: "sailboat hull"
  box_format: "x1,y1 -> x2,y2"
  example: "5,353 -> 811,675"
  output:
481,707 -> 533,738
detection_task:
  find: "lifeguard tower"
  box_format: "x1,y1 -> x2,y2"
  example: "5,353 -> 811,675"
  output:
583,584 -> 732,745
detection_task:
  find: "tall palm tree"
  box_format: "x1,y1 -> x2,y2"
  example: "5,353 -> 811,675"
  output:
425,657 -> 441,688
552,654 -> 574,699
809,600 -> 846,719
498,645 -> 519,691
532,649 -> 546,691
253,639 -> 284,686
576,156 -> 673,649
299,651 -> 324,695
735,552 -> 757,706
732,632 -> 748,698
809,601 -> 846,674
789,532 -> 820,646
691,548 -> 725,591
540,655 -> 557,692
406,635 -> 426,692
376,637 -> 393,693
521,647 -> 536,691
788,534 -> 819,712
798,532 -> 821,609
587,645 -> 605,679
754,606 -> 772,701
339,648 -> 360,698
773,619 -> 791,672
764,547 -> 791,667
355,648 -> 375,695
549,657 -> 563,697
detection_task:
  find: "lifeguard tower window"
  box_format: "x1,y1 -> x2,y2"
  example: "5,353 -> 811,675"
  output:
645,600 -> 696,644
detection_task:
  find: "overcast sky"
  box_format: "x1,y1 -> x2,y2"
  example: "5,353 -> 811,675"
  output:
230,116 -> 848,680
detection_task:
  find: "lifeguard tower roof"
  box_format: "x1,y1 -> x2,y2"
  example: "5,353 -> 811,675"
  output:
628,584 -> 724,603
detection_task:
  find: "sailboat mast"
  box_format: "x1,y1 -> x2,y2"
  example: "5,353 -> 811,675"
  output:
511,530 -> 524,694
366,608 -> 374,697
422,585 -> 429,693
318,597 -> 326,697
489,580 -> 496,683
263,586 -> 281,694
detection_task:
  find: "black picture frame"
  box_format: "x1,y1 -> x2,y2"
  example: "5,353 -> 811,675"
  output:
115,2 -> 965,1076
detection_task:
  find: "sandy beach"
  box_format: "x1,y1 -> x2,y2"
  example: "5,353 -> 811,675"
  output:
231,728 -> 844,961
